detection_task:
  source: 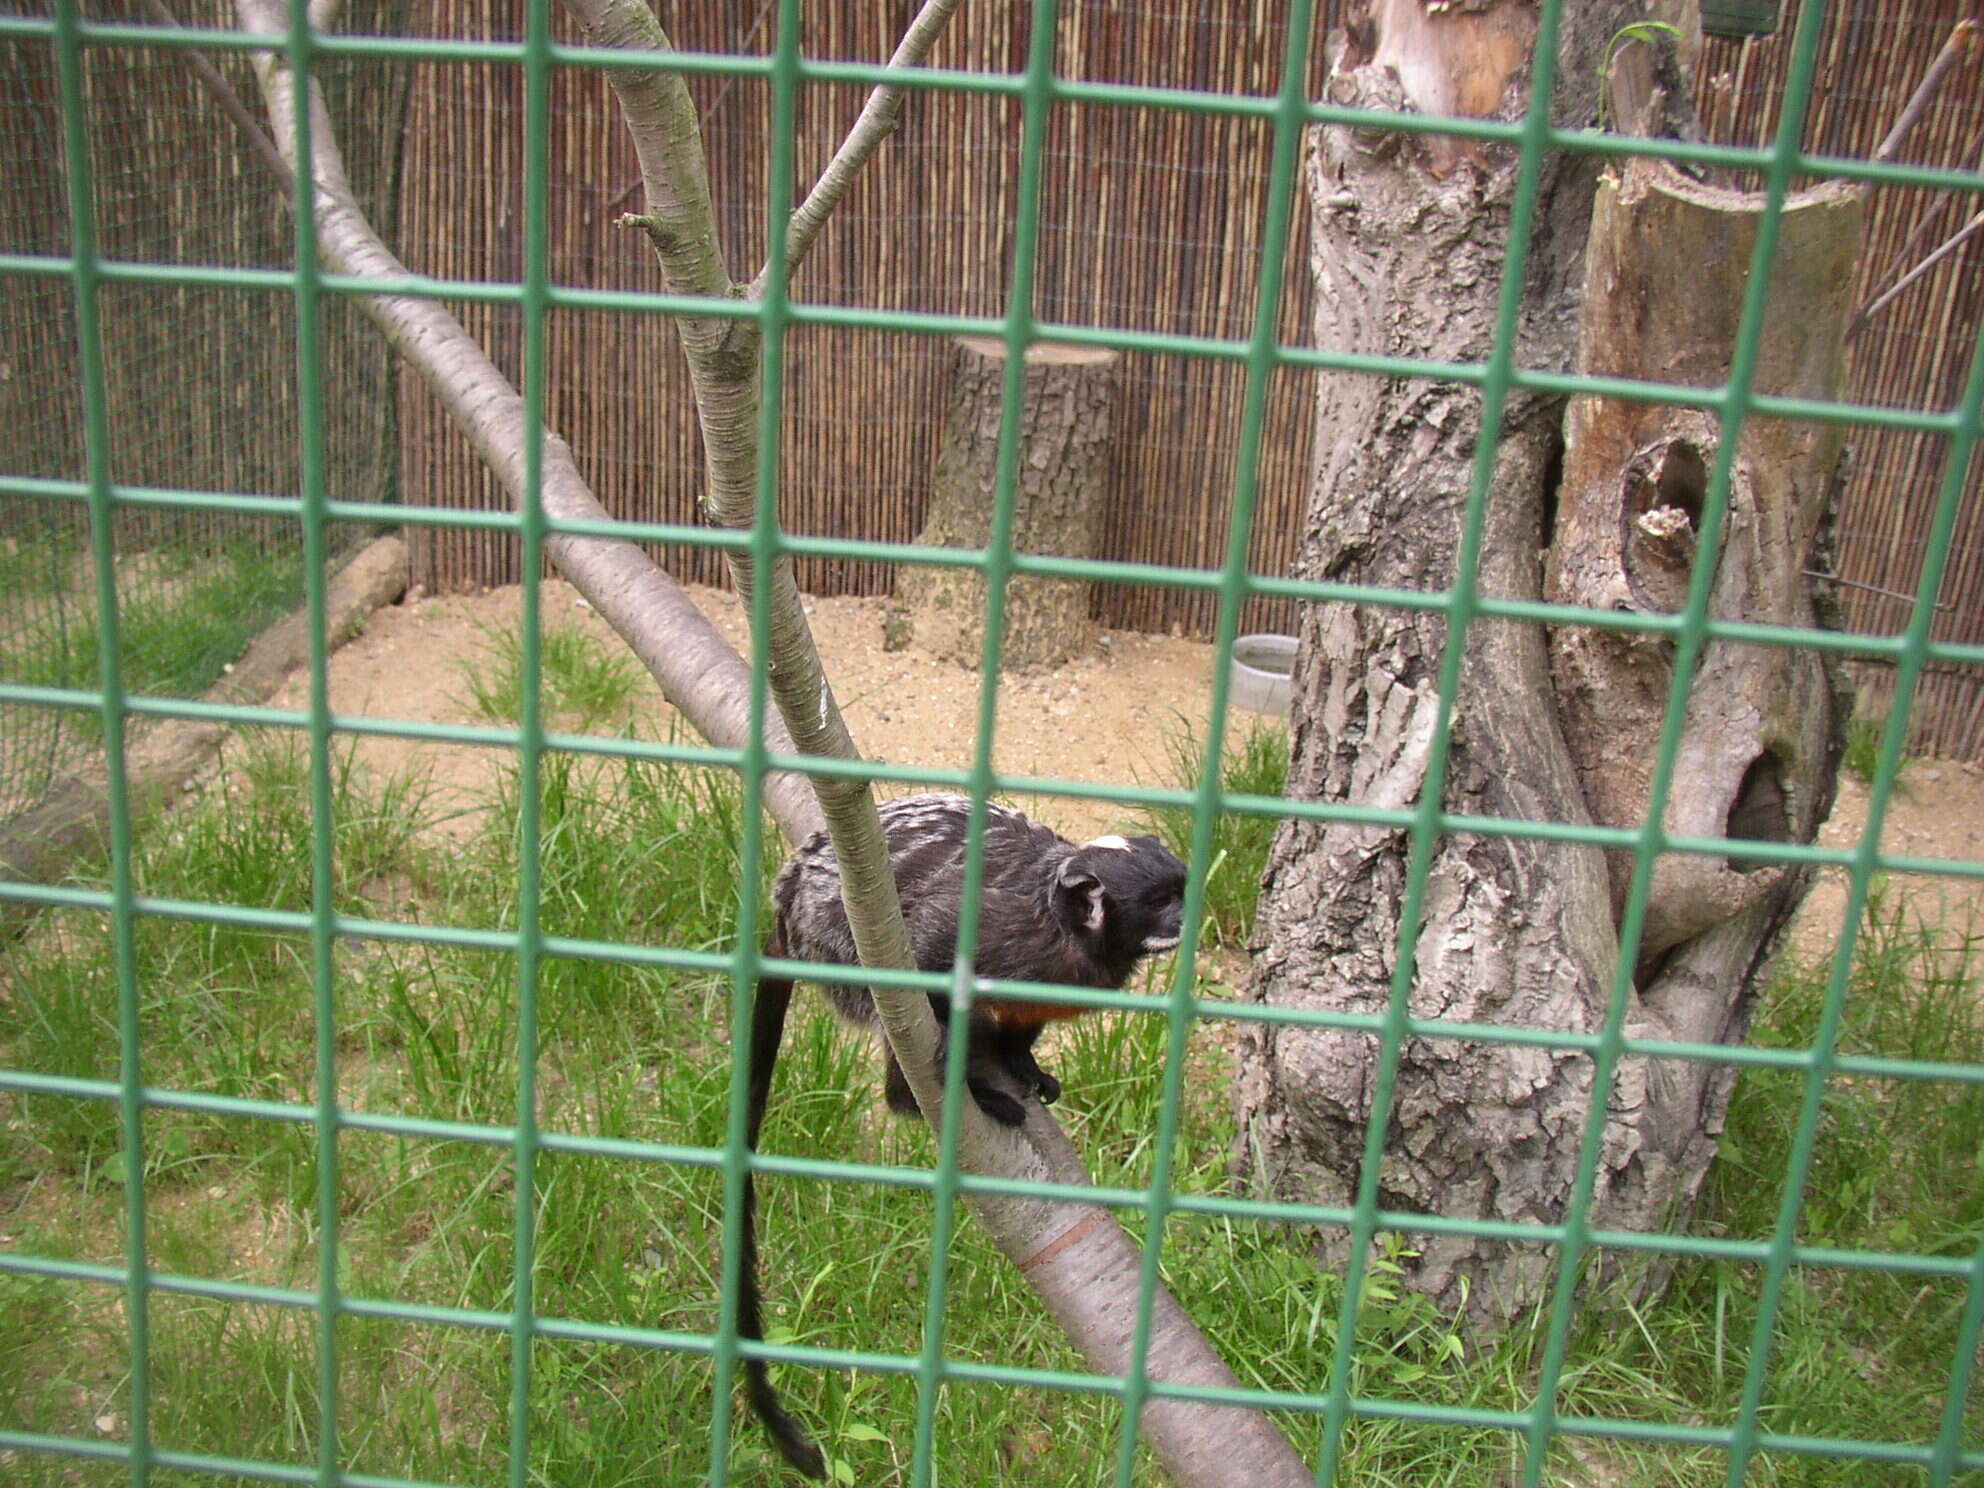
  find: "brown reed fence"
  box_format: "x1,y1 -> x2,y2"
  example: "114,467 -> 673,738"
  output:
397,0 -> 1326,640
5,2 -> 1975,757
0,0 -> 408,814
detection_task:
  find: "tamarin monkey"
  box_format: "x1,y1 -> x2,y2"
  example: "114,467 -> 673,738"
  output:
735,794 -> 1188,1477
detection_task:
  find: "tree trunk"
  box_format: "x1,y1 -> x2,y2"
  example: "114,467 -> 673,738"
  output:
1547,163 -> 1859,965
1234,2 -> 1857,1323
894,337 -> 1119,670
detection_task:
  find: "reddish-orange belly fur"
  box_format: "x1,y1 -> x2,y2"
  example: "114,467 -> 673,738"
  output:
988,1000 -> 1086,1027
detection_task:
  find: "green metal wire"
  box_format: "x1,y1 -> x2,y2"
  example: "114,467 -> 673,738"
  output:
49,2 -> 152,1484
1519,2 -> 1834,1479
269,3 -> 354,1482
7,0 -> 1984,1483
1720,66 -> 1984,1488
1107,0 -> 1316,1477
503,0 -> 555,1480
703,0 -> 793,1473
897,1 -> 1070,1478
1311,0 -> 1574,1476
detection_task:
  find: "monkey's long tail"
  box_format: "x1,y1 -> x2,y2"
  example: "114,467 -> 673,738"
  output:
737,973 -> 828,1480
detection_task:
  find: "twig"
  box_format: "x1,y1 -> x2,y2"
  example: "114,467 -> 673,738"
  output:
137,0 -> 294,193
1861,18 -> 1979,202
745,0 -> 963,300
1846,118 -> 1984,341
1847,210 -> 1984,342
1802,570 -> 1956,613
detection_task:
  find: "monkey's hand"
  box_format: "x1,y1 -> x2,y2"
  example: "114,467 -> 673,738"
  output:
967,1078 -> 1030,1127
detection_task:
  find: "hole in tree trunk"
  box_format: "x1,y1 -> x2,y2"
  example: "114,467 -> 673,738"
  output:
1539,421 -> 1566,551
1651,440 -> 1707,530
1623,437 -> 1711,613
1724,751 -> 1789,870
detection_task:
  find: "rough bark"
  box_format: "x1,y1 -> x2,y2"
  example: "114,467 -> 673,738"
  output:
0,535 -> 407,937
1236,0 -> 1854,1322
894,337 -> 1120,670
1547,164 -> 1859,962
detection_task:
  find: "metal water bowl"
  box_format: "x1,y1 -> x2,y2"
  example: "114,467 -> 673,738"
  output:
1228,634 -> 1297,715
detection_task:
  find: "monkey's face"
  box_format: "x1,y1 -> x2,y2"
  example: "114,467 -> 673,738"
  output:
1057,834 -> 1188,974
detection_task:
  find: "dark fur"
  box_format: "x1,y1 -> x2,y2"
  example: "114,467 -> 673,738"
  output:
737,794 -> 1186,1477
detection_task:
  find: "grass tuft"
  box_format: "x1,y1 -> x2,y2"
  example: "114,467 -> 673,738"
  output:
451,617 -> 648,732
1137,715 -> 1289,948
1841,713 -> 1885,784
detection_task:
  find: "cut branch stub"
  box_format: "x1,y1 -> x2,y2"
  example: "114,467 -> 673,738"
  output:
894,337 -> 1120,671
1545,161 -> 1861,959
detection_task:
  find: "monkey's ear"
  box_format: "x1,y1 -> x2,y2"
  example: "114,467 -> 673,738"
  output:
1054,861 -> 1107,933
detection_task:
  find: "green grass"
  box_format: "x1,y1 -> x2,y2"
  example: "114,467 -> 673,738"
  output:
0,533 -> 306,814
1137,715 -> 1289,949
1842,713 -> 1886,784
2,720 -> 1980,1484
451,616 -> 649,732
0,538 -> 302,720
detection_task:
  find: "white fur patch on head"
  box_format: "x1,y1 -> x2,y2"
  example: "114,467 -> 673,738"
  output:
1082,834 -> 1132,852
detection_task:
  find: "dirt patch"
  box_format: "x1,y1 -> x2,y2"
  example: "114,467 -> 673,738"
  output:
272,577 -> 1981,959
1791,759 -> 1984,961
273,579 -> 1224,844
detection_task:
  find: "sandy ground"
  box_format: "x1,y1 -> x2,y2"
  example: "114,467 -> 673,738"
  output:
269,578 -> 1225,845
271,579 -> 1983,960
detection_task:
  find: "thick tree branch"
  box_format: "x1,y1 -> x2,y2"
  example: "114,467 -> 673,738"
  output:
232,0 -> 821,842
558,0 -> 1309,1481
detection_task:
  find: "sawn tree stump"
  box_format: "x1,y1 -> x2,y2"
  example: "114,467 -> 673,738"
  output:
894,337 -> 1119,670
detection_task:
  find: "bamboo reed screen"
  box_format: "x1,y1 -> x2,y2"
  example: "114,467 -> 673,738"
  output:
393,0 -> 1984,754
395,0 -> 1325,640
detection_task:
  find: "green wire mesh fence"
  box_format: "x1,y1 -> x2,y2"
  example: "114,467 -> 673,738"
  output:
1,0 -> 1982,1483
0,2 -> 406,817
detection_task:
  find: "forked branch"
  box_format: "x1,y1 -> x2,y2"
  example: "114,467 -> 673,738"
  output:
565,0 -> 1307,1481
236,0 -> 1307,1476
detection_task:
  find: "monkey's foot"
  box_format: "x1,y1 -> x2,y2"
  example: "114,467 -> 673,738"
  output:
966,1079 -> 1029,1127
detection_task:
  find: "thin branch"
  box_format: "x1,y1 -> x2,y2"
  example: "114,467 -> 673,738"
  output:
230,0 -> 823,842
1846,118 -> 1984,340
137,0 -> 294,192
1847,209 -> 1984,342
745,0 -> 964,301
1861,18 -> 1980,201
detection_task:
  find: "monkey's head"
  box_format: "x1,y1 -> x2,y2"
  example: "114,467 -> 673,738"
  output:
1052,833 -> 1188,980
